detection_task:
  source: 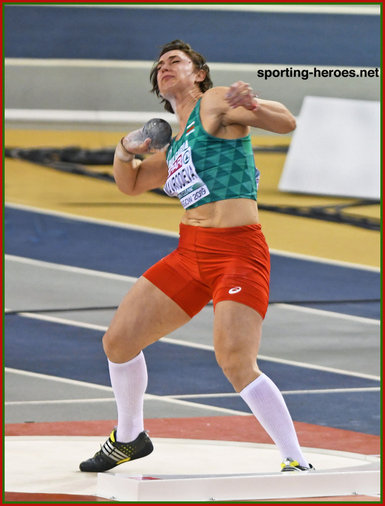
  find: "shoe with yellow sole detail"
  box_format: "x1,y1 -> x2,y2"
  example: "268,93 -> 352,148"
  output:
281,457 -> 315,472
79,429 -> 153,472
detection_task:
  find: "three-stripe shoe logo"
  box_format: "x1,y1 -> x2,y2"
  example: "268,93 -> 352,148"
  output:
102,439 -> 131,463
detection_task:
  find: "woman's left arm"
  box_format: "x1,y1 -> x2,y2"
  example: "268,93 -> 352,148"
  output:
223,81 -> 296,134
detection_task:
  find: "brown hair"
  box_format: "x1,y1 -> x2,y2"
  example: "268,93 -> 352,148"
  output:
150,39 -> 213,114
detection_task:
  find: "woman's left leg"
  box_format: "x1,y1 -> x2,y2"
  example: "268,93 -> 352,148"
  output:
213,300 -> 310,468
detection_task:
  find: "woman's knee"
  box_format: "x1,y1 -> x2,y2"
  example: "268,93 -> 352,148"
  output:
102,329 -> 116,357
102,329 -> 140,362
215,348 -> 260,391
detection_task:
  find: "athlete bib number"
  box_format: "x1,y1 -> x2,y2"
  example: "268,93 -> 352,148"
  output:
164,146 -> 210,209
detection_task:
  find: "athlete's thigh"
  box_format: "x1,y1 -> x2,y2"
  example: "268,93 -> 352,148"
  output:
104,276 -> 191,361
213,300 -> 263,360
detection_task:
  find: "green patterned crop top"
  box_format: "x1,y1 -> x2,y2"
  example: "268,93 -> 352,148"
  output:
164,99 -> 259,209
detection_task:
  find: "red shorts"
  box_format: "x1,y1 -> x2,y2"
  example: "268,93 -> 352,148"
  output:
143,223 -> 270,318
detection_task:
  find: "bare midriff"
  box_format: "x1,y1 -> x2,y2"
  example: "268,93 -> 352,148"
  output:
181,198 -> 259,228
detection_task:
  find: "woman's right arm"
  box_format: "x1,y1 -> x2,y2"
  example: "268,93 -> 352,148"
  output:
113,138 -> 169,196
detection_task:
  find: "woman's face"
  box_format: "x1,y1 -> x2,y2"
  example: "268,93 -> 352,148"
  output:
156,50 -> 199,98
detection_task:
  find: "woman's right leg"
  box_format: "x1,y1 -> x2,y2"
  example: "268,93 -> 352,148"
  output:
79,276 -> 192,472
103,275 -> 191,442
103,275 -> 192,363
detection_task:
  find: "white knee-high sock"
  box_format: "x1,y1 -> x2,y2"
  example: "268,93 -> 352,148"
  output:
108,352 -> 147,443
240,373 -> 308,466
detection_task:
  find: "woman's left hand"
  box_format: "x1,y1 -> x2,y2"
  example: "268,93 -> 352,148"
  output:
225,81 -> 259,111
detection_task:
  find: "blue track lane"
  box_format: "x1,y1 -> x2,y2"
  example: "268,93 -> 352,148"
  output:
4,206 -> 380,319
4,315 -> 380,435
3,6 -> 380,66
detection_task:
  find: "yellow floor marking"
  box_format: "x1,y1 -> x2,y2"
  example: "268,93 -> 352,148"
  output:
5,129 -> 380,267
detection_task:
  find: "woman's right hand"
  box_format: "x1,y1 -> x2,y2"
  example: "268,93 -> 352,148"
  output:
121,129 -> 152,155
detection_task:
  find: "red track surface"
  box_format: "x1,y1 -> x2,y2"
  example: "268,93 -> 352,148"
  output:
5,416 -> 381,503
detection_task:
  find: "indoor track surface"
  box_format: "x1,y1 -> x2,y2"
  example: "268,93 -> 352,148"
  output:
4,4 -> 381,503
4,128 -> 380,503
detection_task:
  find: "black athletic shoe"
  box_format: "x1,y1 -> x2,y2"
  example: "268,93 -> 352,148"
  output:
79,430 -> 153,472
281,458 -> 315,472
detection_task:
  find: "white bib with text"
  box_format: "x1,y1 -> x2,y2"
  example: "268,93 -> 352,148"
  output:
164,142 -> 210,209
